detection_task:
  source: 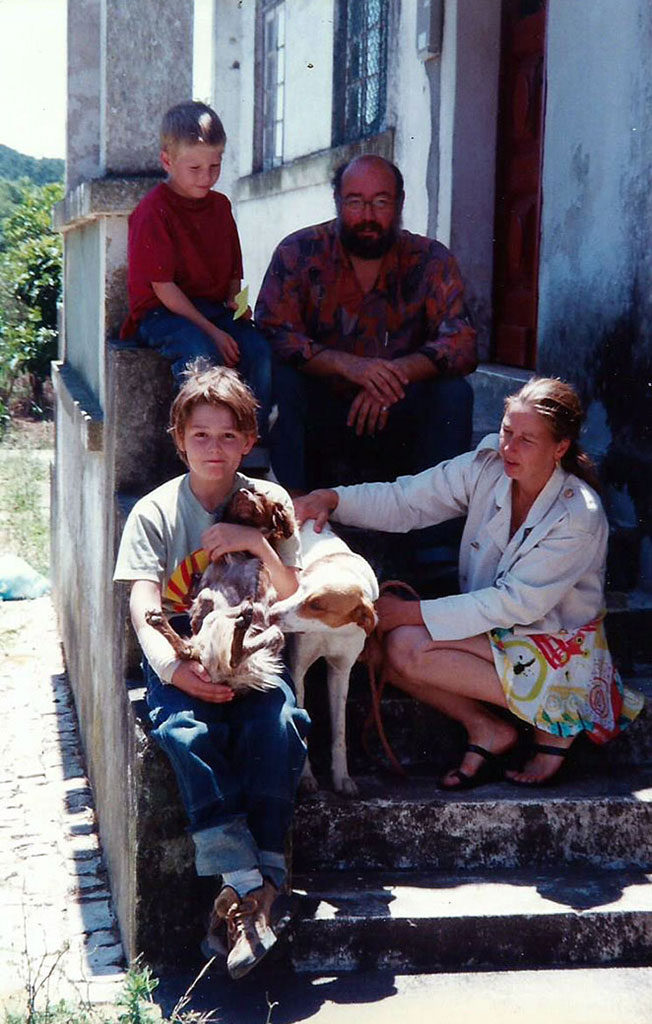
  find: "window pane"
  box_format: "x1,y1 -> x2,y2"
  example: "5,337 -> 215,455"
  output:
367,0 -> 380,28
367,27 -> 380,76
335,0 -> 388,144
274,118 -> 283,163
364,74 -> 379,127
349,38 -> 360,79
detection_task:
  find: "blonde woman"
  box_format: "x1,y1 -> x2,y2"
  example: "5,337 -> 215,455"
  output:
295,378 -> 644,788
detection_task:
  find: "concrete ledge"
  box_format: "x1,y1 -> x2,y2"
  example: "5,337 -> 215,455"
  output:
51,359 -> 104,451
107,344 -> 181,495
468,363 -> 533,441
236,129 -> 395,202
127,685 -> 214,966
53,176 -> 162,231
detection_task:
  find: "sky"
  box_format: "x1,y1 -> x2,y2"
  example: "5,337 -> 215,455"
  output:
0,0 -> 212,162
0,0 -> 67,159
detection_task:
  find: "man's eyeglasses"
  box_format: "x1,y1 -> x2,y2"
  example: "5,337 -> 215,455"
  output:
341,197 -> 395,214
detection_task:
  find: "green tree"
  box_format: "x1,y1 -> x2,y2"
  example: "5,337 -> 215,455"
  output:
0,180 -> 63,420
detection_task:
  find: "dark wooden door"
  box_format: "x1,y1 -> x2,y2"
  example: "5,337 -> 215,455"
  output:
492,0 -> 547,368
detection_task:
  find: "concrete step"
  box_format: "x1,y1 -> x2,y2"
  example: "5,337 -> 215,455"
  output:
127,683 -> 652,967
289,865 -> 652,973
292,768 -> 652,873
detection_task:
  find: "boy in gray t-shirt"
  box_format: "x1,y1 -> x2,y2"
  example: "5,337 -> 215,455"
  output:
114,363 -> 308,979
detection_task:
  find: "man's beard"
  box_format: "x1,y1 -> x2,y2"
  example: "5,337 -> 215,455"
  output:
337,217 -> 399,259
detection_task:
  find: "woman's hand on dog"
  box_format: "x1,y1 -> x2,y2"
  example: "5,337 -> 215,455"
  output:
171,660 -> 235,702
293,489 -> 340,532
375,594 -> 425,636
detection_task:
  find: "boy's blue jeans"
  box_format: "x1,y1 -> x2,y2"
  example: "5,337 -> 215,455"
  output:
144,656 -> 310,890
139,300 -> 272,443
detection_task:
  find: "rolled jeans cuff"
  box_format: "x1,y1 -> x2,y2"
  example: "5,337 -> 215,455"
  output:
259,849 -> 287,890
192,816 -> 259,878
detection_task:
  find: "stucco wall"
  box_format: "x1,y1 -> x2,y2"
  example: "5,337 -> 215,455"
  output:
538,0 -> 652,590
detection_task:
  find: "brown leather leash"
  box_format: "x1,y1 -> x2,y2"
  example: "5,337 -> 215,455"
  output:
359,579 -> 421,778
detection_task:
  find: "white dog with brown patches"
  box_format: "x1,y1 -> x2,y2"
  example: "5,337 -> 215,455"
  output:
271,521 -> 379,797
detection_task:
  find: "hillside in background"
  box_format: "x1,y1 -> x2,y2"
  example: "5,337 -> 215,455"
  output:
0,144 -> 64,185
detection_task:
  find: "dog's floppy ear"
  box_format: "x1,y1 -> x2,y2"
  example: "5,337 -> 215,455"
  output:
352,599 -> 377,636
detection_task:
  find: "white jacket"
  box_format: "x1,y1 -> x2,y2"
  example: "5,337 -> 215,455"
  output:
333,435 -> 608,642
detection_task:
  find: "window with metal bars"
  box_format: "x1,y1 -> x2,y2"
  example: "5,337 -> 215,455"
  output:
258,0 -> 285,170
333,0 -> 389,145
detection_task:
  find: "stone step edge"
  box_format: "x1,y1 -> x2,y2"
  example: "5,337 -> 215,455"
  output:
291,865 -> 652,918
293,767 -> 652,806
288,868 -> 652,973
289,911 -> 652,973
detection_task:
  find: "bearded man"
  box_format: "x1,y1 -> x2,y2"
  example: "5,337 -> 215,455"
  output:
255,155 -> 477,498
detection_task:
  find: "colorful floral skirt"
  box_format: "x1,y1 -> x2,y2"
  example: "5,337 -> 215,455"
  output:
489,617 -> 644,745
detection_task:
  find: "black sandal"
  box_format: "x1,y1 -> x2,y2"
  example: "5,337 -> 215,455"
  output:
437,743 -> 504,792
505,742 -> 571,788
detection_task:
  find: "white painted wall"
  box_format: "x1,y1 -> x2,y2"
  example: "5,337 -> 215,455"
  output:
238,182 -> 336,300
282,0 -> 335,162
391,0 -> 431,235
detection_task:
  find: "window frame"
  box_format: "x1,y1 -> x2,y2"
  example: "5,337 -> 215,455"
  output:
253,0 -> 286,172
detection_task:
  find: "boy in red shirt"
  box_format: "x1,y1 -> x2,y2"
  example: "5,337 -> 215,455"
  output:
121,101 -> 271,461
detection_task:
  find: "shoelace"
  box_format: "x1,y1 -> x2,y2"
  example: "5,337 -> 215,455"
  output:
226,894 -> 259,943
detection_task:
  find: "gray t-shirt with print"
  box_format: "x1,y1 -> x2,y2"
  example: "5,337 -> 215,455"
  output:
113,472 -> 301,617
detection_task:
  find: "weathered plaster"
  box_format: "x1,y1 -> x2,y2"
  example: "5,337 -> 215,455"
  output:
538,0 -> 652,589
100,0 -> 193,174
67,0 -> 101,190
211,0 -> 245,199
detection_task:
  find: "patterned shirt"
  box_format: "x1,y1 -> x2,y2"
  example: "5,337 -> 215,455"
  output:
254,219 -> 477,375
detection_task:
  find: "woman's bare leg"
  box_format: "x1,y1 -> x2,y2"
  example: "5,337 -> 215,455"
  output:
385,627 -> 518,785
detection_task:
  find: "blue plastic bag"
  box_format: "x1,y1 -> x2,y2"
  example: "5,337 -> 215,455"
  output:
0,555 -> 51,600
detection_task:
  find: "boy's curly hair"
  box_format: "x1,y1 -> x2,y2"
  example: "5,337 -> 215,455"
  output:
161,101 -> 226,153
170,360 -> 259,465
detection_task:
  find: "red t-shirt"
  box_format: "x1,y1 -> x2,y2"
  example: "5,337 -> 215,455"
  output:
120,182 -> 244,338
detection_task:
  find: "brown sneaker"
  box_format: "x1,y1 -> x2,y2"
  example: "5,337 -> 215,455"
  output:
202,884 -> 240,960
225,881 -> 278,979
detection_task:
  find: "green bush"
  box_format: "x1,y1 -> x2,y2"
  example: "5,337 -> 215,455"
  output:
0,181 -> 63,421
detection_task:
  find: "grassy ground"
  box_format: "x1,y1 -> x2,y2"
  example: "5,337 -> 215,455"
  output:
0,417 -> 53,578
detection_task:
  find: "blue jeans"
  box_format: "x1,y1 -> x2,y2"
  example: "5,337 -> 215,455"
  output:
139,300 -> 272,443
144,656 -> 309,887
270,362 -> 474,491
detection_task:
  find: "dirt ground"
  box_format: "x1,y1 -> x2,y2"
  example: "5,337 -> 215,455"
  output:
1,414 -> 54,449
